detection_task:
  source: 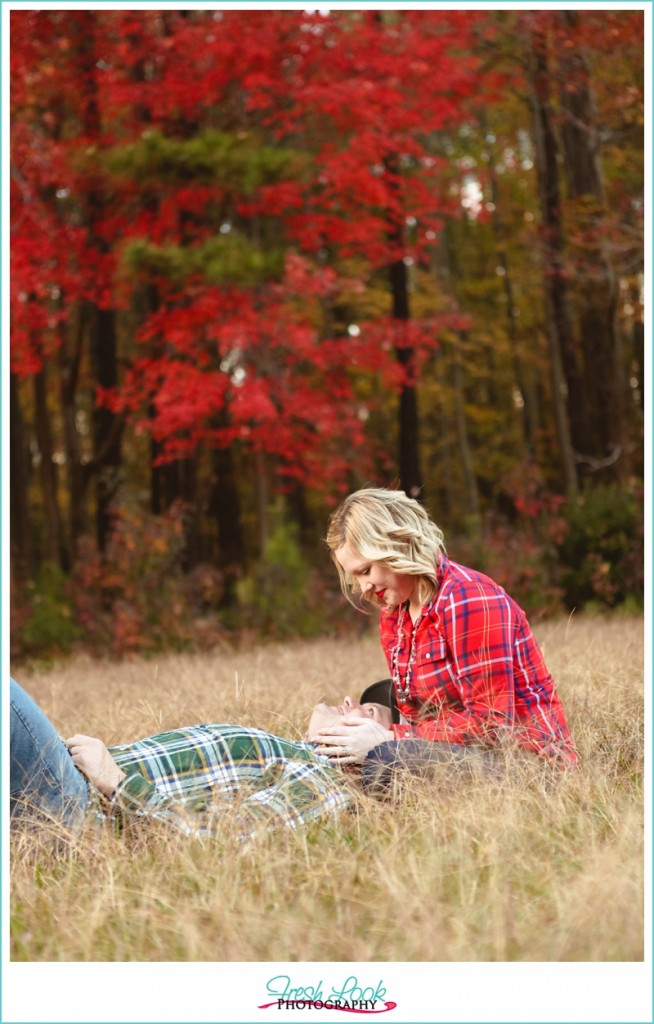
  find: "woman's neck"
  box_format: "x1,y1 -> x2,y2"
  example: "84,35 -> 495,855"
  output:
406,580 -> 424,624
408,599 -> 423,624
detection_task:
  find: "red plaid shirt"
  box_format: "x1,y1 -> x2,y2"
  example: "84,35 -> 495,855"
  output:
381,556 -> 578,766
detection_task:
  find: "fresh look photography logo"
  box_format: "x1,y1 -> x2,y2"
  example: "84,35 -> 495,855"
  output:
258,975 -> 397,1013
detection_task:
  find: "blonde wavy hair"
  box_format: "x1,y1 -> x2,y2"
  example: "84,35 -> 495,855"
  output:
325,487 -> 446,611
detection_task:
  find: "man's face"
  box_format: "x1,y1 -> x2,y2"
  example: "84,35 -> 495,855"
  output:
306,696 -> 393,741
335,541 -> 418,609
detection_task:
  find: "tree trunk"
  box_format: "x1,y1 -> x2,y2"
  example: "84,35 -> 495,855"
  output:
431,346 -> 457,523
486,153 -> 539,458
10,372 -> 33,579
439,229 -> 482,524
254,450 -> 269,555
209,442 -> 245,605
385,153 -> 423,500
527,27 -> 579,497
286,479 -> 312,548
632,318 -> 644,414
33,368 -> 68,568
58,299 -> 90,557
451,335 -> 481,526
370,12 -> 423,500
71,14 -> 123,552
89,304 -> 122,552
557,9 -> 625,480
179,458 -> 200,570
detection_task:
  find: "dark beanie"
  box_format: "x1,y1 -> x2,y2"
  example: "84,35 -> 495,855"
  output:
359,678 -> 400,725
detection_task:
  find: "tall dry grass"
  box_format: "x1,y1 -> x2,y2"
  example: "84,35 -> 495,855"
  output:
10,614 -> 644,961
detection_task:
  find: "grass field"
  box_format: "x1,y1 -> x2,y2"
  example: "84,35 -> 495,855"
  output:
10,614 -> 644,962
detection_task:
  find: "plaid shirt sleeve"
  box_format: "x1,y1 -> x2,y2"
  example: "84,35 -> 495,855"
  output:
102,725 -> 353,842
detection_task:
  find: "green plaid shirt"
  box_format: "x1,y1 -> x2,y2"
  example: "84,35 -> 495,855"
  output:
95,724 -> 352,842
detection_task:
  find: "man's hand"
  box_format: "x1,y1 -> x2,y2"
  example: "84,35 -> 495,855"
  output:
65,734 -> 126,798
313,717 -> 394,765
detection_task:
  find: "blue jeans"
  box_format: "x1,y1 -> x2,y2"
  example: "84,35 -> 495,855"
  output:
10,679 -> 88,827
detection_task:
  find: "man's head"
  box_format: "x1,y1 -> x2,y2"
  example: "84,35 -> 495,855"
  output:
359,678 -> 400,724
306,695 -> 393,741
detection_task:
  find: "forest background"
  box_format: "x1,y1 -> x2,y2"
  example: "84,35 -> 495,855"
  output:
9,7 -> 645,662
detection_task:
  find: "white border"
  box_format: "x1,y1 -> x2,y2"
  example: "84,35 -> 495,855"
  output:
2,962 -> 654,1023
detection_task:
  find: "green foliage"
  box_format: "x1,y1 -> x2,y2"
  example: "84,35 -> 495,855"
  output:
449,461 -> 566,617
122,234 -> 283,286
460,524 -> 564,620
105,128 -> 302,192
557,485 -> 644,610
236,521 -> 322,638
14,562 -> 81,658
468,480 -> 644,618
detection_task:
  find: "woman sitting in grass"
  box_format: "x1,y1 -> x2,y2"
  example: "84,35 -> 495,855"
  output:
319,487 -> 578,775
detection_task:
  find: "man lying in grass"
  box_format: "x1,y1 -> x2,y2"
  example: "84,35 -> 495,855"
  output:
11,672 -> 558,844
10,678 -> 408,843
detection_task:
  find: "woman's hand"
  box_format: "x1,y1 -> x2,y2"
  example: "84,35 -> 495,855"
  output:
65,734 -> 126,797
314,717 -> 394,765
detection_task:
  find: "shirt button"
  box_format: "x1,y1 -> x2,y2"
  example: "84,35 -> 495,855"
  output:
426,653 -> 431,659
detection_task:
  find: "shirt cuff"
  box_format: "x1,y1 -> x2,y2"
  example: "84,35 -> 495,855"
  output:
108,772 -> 157,813
391,723 -> 416,739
